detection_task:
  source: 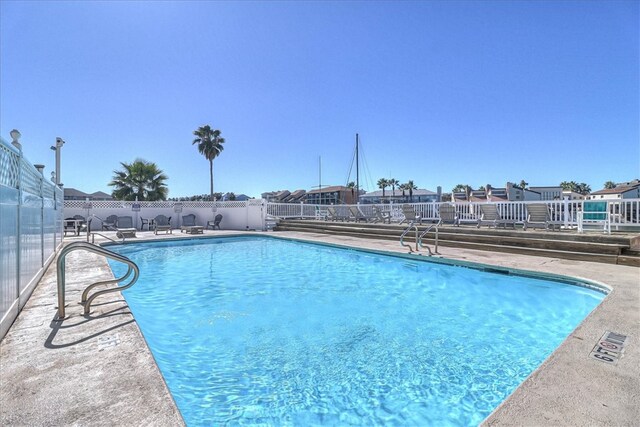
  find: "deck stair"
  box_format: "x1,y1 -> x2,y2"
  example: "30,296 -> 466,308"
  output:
274,219 -> 640,266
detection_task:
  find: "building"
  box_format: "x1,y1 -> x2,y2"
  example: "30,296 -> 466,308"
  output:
261,190 -> 291,203
64,188 -> 113,201
305,186 -> 357,205
588,180 -> 640,200
282,189 -> 306,203
359,188 -> 441,204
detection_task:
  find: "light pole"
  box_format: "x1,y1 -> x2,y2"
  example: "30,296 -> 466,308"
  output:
50,137 -> 65,187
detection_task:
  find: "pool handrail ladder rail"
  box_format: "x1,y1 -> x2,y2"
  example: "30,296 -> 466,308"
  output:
56,241 -> 139,318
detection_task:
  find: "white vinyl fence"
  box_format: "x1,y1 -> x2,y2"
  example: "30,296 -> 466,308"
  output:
1,138 -> 63,340
266,199 -> 640,230
63,199 -> 267,232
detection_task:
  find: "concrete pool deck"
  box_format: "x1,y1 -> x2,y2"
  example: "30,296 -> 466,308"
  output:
1,230 -> 638,426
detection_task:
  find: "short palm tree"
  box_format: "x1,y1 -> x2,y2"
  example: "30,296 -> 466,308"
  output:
404,180 -> 417,202
388,178 -> 399,197
193,125 -> 225,200
109,159 -> 169,201
377,178 -> 389,199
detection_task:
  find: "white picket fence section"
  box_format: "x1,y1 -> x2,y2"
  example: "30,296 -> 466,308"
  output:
266,199 -> 640,230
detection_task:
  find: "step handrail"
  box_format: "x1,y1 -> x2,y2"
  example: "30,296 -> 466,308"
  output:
418,219 -> 442,256
400,217 -> 420,252
56,241 -> 139,319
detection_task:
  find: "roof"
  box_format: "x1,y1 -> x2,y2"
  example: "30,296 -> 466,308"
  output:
90,191 -> 113,200
307,186 -> 351,194
63,188 -> 89,198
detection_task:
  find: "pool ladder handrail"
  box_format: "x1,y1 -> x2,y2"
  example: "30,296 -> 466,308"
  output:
56,241 -> 139,319
400,217 -> 420,253
417,219 -> 441,256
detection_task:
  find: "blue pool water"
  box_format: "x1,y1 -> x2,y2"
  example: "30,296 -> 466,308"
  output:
108,236 -> 604,426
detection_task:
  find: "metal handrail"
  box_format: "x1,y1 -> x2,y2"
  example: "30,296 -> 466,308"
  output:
56,241 -> 139,319
418,219 -> 442,256
400,217 -> 419,252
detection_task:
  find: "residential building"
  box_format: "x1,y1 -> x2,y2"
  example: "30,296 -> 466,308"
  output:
359,188 -> 440,204
305,186 -> 357,205
64,188 -> 113,201
588,180 -> 640,200
261,190 -> 291,203
282,189 -> 306,203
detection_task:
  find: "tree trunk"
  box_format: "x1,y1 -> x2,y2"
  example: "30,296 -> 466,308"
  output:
209,159 -> 214,200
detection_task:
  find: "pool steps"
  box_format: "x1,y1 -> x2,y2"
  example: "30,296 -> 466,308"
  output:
274,219 -> 640,266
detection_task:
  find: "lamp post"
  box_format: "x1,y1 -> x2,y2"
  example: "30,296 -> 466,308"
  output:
10,129 -> 22,151
50,137 -> 65,187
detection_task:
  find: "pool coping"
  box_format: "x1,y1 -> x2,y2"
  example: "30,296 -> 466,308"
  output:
1,230 -> 638,426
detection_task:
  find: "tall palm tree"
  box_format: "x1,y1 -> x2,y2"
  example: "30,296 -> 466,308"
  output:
603,181 -> 616,189
109,158 -> 169,201
404,180 -> 418,202
377,178 -> 389,199
193,125 -> 225,200
388,178 -> 399,197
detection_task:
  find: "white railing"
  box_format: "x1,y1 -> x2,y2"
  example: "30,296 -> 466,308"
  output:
266,199 -> 640,229
62,198 -> 640,236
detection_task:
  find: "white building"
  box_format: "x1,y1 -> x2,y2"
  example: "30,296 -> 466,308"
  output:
587,180 -> 640,200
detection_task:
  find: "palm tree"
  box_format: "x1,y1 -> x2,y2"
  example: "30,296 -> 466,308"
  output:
388,178 -> 399,197
192,125 -> 225,200
377,178 -> 389,199
604,181 -> 616,189
404,180 -> 418,202
560,181 -> 579,192
577,182 -> 592,195
109,158 -> 169,201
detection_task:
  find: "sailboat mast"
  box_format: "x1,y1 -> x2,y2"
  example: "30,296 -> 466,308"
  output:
319,156 -> 322,191
355,133 -> 359,200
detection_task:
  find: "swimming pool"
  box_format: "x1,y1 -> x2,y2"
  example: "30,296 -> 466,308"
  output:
108,236 -> 605,426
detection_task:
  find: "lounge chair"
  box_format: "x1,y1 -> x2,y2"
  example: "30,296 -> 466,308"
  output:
153,215 -> 172,235
181,214 -> 204,234
399,204 -> 421,225
578,201 -> 610,234
477,204 -> 516,229
523,203 -> 562,231
372,206 -> 391,224
438,204 -> 459,226
206,214 -> 223,230
63,217 -> 80,236
115,216 -> 137,239
326,206 -> 348,221
102,214 -> 118,231
348,206 -> 371,222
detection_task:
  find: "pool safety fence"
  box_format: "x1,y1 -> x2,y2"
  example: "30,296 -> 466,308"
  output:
265,199 -> 640,230
63,198 -> 640,234
1,137 -> 64,340
63,199 -> 267,232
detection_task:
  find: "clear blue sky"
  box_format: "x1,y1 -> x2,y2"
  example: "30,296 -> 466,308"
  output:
1,1 -> 638,198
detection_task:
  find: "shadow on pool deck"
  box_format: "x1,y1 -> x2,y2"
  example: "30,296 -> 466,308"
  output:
1,230 -> 638,426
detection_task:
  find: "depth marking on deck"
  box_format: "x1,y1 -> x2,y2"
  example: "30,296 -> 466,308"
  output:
589,331 -> 628,365
97,333 -> 121,351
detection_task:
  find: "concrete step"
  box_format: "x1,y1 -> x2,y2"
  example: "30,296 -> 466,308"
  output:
282,219 -> 637,246
276,221 -> 628,255
275,220 -> 640,266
